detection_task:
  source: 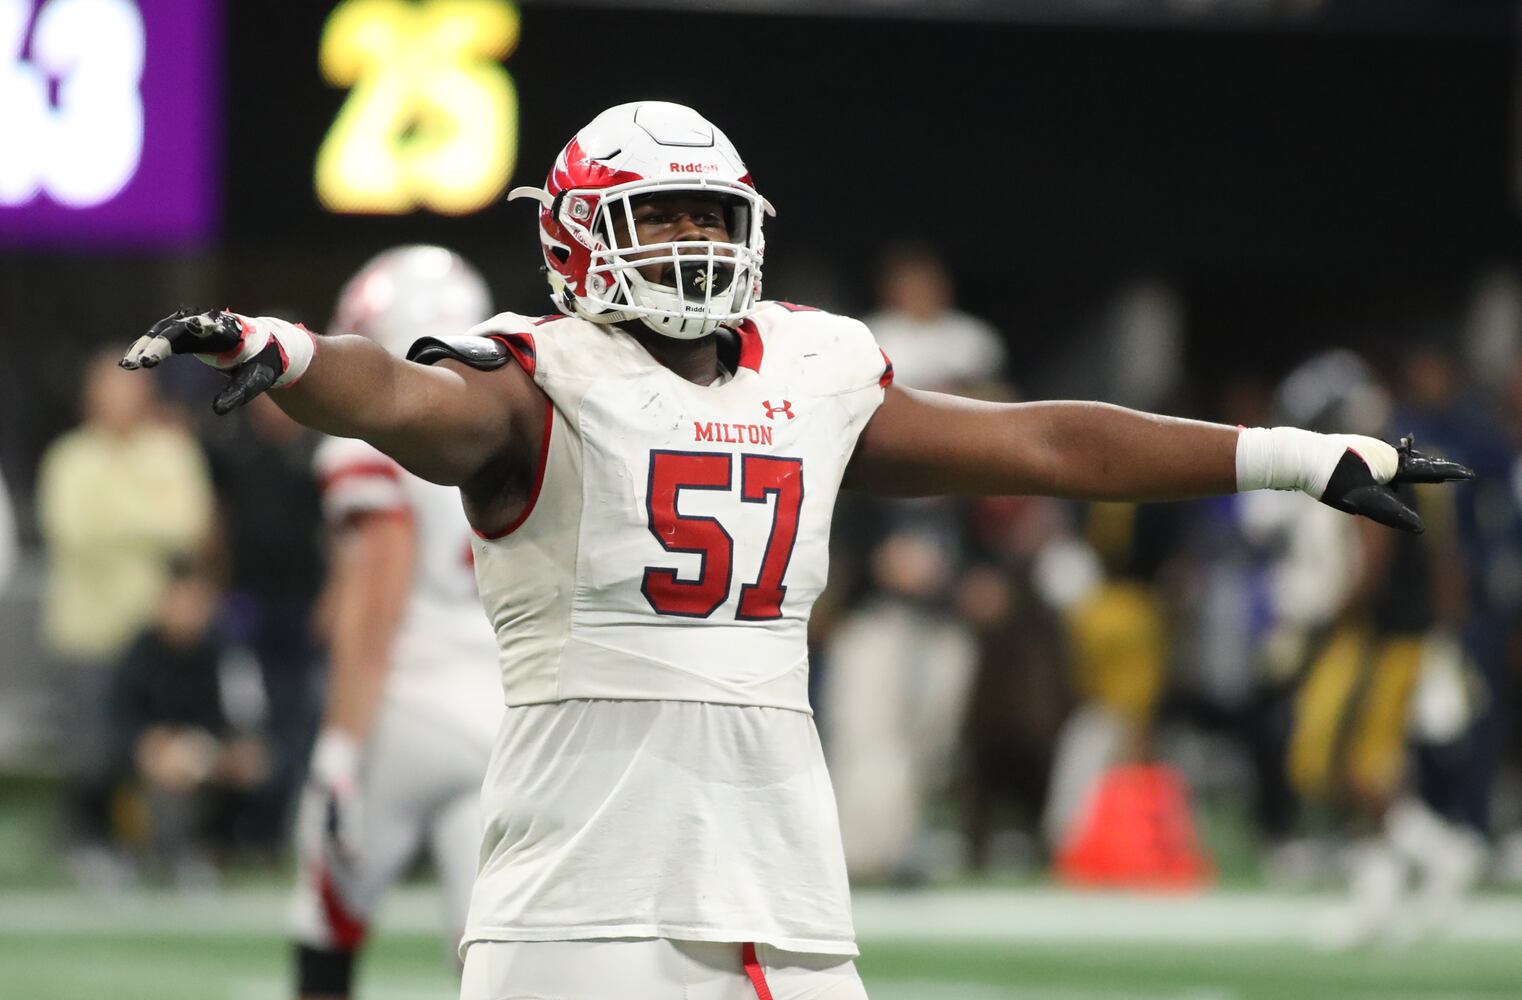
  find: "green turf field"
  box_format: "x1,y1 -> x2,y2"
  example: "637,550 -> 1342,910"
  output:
3,885 -> 1518,999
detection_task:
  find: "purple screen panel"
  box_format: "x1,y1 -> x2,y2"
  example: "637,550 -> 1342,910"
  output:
0,0 -> 221,248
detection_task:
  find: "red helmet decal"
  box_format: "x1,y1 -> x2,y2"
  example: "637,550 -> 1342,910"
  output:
548,137 -> 645,196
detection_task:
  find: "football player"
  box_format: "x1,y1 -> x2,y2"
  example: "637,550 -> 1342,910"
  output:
122,103 -> 1470,1000
286,247 -> 502,999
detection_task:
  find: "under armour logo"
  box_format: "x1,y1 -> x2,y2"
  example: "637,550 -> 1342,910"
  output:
762,399 -> 795,420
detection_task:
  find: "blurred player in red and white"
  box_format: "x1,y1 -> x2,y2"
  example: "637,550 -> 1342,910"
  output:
286,247 -> 500,1000
124,103 -> 1470,1000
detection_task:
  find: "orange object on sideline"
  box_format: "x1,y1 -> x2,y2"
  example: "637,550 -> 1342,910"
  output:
1055,763 -> 1214,889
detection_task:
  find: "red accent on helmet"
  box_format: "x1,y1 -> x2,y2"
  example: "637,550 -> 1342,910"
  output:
548,137 -> 645,194
537,137 -> 649,301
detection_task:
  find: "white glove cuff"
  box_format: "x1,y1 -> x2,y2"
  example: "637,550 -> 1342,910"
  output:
259,316 -> 317,388
312,729 -> 361,787
208,314 -> 317,387
1236,426 -> 1399,496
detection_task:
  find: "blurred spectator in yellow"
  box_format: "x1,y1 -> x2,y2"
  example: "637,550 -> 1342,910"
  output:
1040,499 -> 1185,859
108,561 -> 269,888
824,243 -> 1009,882
35,349 -> 215,877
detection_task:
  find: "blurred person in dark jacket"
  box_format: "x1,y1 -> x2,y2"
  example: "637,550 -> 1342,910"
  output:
1394,344 -> 1512,846
1494,358 -> 1522,884
108,561 -> 270,886
957,495 -> 1076,873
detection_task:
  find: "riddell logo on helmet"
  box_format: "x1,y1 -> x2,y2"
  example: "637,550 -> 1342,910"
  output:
669,162 -> 721,174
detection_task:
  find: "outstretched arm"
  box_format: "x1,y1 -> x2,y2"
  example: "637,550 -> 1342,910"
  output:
846,386 -> 1470,531
269,333 -> 531,484
121,310 -> 536,487
847,389 -> 1237,500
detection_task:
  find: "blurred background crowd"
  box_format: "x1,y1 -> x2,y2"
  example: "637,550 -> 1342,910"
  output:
2,0 -> 1522,966
4,243 -> 1522,921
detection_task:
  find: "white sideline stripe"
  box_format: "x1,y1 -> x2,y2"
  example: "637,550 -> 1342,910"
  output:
852,887 -> 1522,945
0,886 -> 1519,946
229,976 -> 452,1000
224,976 -> 1233,1000
868,985 -> 1235,1000
218,977 -> 1522,1000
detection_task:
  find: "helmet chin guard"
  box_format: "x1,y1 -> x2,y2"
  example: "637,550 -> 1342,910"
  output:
508,102 -> 773,341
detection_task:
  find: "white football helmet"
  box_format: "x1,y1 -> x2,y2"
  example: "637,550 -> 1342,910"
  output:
508,101 -> 774,341
1274,349 -> 1391,436
329,245 -> 493,357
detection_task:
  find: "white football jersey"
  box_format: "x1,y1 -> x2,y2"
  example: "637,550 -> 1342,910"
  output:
460,302 -> 891,956
313,436 -> 502,723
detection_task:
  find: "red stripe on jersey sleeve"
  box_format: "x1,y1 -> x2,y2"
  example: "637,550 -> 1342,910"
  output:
878,349 -> 895,388
489,332 -> 538,377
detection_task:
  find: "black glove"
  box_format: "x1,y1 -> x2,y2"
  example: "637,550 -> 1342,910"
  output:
1319,436 -> 1473,533
121,308 -> 314,415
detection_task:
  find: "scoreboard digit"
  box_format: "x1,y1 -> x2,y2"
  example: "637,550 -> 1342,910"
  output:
314,0 -> 519,216
0,0 -> 145,208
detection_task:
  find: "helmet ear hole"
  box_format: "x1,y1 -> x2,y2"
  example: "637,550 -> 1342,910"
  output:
549,246 -> 570,264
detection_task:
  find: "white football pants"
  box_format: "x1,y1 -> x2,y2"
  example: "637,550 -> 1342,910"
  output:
459,939 -> 869,1000
290,692 -> 496,952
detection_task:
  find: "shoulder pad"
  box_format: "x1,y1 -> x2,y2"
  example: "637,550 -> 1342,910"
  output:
405,334 -> 511,371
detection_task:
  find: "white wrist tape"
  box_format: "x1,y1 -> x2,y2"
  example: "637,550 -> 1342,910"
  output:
205,314 -> 317,388
1235,426 -> 1398,497
311,729 -> 361,787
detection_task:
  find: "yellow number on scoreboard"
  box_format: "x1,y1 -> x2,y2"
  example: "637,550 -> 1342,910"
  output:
315,0 -> 519,215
